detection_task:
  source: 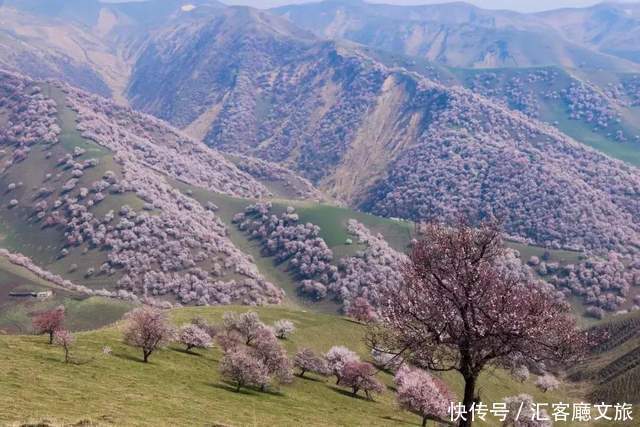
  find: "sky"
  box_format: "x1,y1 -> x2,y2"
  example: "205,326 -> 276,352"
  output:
215,0 -> 639,12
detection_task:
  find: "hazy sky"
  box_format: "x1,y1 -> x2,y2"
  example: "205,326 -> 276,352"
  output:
217,0 -> 639,12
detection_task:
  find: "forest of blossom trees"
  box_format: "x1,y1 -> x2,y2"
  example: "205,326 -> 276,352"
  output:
0,71 -> 283,307
234,204 -> 408,312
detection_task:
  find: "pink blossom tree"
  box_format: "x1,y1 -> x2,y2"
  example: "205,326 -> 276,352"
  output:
535,374 -> 560,392
375,221 -> 588,427
294,348 -> 329,378
223,311 -> 264,345
249,327 -> 293,389
510,365 -> 530,383
219,349 -> 269,392
179,324 -> 213,353
325,346 -> 360,384
33,306 -> 65,344
53,330 -> 75,363
394,365 -> 455,427
123,307 -> 174,363
346,297 -> 378,323
273,319 -> 295,339
339,361 -> 384,400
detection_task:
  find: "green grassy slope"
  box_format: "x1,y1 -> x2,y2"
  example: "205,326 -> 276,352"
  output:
170,180 -> 413,313
0,257 -> 132,334
0,305 -> 588,427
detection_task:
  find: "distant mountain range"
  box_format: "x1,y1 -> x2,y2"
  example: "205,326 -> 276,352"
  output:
273,0 -> 640,70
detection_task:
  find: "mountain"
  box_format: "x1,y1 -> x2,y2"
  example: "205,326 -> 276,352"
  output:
2,0 -> 639,315
0,69 -> 285,308
539,2 -> 640,64
0,0 -> 226,102
126,5 -> 316,130
272,0 -> 640,71
124,7 -> 640,253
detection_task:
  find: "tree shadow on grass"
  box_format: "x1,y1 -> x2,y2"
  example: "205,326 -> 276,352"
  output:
211,382 -> 287,398
296,374 -> 325,383
328,385 -> 373,402
172,347 -> 204,357
211,383 -> 260,396
379,415 -> 413,425
341,318 -> 365,326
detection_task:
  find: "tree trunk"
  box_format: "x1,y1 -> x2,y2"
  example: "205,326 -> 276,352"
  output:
143,350 -> 150,363
49,331 -> 54,344
459,375 -> 477,427
422,416 -> 428,427
298,369 -> 306,378
64,347 -> 69,363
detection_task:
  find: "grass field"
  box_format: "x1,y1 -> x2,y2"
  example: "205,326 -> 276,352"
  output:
0,305 -> 595,427
0,256 -> 132,334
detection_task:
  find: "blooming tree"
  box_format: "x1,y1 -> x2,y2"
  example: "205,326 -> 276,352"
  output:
394,365 -> 455,427
345,297 -> 377,323
249,327 -> 293,389
325,346 -> 360,384
219,348 -> 269,392
511,365 -> 530,383
223,311 -> 264,345
123,307 -> 174,363
293,348 -> 329,378
53,330 -> 75,363
273,319 -> 295,339
535,374 -> 560,392
339,361 -> 384,400
178,324 -> 213,353
33,306 -> 66,344
374,221 -> 587,427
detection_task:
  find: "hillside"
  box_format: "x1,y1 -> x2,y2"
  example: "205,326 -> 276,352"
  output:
447,66 -> 640,166
0,70 -> 285,308
2,0 -> 639,318
0,305 -> 588,427
570,310 -> 640,405
0,253 -> 132,334
122,11 -> 640,256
